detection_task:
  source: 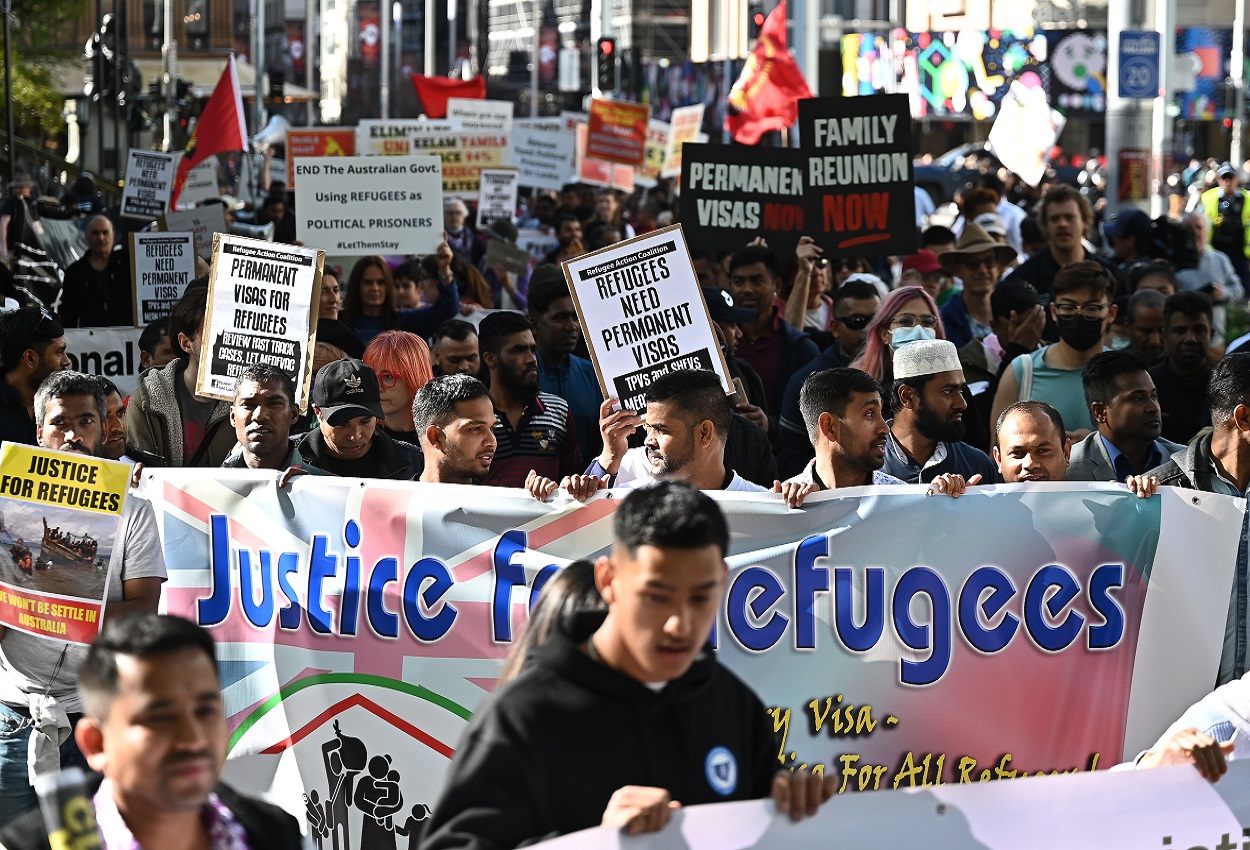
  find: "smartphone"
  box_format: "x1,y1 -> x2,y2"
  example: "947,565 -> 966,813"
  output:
730,376 -> 749,407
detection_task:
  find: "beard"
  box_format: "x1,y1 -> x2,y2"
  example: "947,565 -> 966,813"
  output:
496,361 -> 539,401
915,400 -> 966,443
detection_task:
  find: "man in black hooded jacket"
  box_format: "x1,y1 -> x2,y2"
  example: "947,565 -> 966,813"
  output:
422,481 -> 834,848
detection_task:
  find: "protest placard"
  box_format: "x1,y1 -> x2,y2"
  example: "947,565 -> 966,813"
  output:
988,80 -> 1068,188
517,227 -> 559,262
586,98 -> 650,167
130,232 -> 197,325
661,103 -> 706,178
0,443 -> 129,644
575,124 -> 636,191
562,224 -> 732,411
797,93 -> 917,258
63,327 -> 144,397
294,155 -> 442,255
176,159 -> 219,210
484,237 -> 533,276
634,119 -> 670,186
476,168 -> 519,228
512,118 -> 574,189
286,128 -> 356,188
679,142 -> 807,258
447,98 -> 513,132
161,204 -> 228,258
198,234 -> 323,407
120,150 -> 177,220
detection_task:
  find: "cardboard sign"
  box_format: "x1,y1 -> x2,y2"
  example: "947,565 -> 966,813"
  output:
447,98 -> 513,133
797,94 -> 917,257
988,81 -> 1067,188
120,150 -> 177,220
576,124 -> 635,192
285,128 -> 357,189
634,120 -> 671,187
586,98 -> 650,167
176,159 -> 220,210
562,224 -> 733,412
679,142 -> 807,259
161,204 -> 228,259
476,168 -> 519,229
355,119 -> 460,156
294,155 -> 443,255
661,103 -> 706,178
0,443 -> 129,645
129,232 -> 197,325
199,234 -> 323,407
484,237 -> 533,276
512,118 -> 575,190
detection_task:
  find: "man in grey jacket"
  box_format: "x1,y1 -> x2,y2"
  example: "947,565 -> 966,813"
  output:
1067,350 -> 1184,483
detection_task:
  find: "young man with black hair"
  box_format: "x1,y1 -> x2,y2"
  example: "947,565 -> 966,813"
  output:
126,278 -> 238,467
478,311 -> 582,488
0,306 -> 70,446
0,371 -> 166,822
1067,350 -> 1184,482
223,363 -> 323,474
1123,288 -> 1167,365
726,245 -> 819,417
1148,290 -> 1216,444
540,213 -> 585,266
96,377 -> 162,467
423,481 -> 835,848
0,614 -> 302,850
1150,353 -> 1250,686
415,373 -> 497,484
137,317 -> 176,373
431,318 -> 481,376
528,266 -> 602,460
589,370 -> 766,492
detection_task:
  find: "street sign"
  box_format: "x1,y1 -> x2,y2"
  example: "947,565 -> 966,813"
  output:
1119,31 -> 1160,99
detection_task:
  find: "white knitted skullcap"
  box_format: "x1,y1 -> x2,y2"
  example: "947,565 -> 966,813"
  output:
893,339 -> 962,380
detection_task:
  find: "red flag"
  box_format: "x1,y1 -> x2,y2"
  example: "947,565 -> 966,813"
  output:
170,56 -> 247,207
408,74 -> 487,119
725,1 -> 813,145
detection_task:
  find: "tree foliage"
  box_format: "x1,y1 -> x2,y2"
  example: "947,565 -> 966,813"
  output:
1,0 -> 90,138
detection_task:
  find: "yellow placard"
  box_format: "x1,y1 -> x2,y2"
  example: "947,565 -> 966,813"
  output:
0,444 -> 129,516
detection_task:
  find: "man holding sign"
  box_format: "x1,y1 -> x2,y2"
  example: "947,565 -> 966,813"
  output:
0,371 -> 165,822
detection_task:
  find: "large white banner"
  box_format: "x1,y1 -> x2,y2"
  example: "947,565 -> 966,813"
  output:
63,327 -> 144,397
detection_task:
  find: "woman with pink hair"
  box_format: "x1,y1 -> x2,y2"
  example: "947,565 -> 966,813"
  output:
363,330 -> 435,445
851,285 -> 946,386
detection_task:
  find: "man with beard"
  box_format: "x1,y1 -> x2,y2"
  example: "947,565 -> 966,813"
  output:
479,311 -> 582,488
430,319 -> 481,376
992,261 -> 1120,439
415,374 -> 497,484
221,364 -> 323,474
883,339 -> 999,484
0,371 -> 165,821
1067,351 -> 1183,482
529,269 -> 601,459
541,213 -> 586,266
0,306 -> 70,446
1149,291 -> 1216,444
587,370 -> 766,492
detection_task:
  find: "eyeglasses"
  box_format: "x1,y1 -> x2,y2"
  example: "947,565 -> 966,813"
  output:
836,314 -> 872,330
890,313 -> 939,329
375,370 -> 402,390
1053,302 -> 1108,319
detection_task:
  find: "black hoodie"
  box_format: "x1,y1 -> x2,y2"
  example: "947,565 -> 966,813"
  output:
421,611 -> 779,849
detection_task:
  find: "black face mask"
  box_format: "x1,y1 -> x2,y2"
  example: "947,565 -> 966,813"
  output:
1056,314 -> 1105,351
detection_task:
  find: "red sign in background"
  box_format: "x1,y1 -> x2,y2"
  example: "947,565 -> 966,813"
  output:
0,583 -> 103,645
586,98 -> 651,167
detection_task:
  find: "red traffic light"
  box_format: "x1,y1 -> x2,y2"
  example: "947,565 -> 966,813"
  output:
753,12 -> 765,25
599,40 -> 613,56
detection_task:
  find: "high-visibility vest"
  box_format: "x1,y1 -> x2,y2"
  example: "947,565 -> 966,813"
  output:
1201,186 -> 1250,258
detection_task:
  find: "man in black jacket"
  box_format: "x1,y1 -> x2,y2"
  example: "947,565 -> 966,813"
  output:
423,482 -> 834,848
0,614 -> 301,850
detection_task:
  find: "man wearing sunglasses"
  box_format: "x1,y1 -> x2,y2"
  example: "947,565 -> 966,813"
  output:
1199,163 -> 1250,292
0,306 -> 70,447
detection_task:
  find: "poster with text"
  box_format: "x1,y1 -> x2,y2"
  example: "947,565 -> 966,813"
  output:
586,98 -> 650,167
176,159 -> 220,210
130,232 -> 197,325
562,224 -> 733,411
797,94 -> 916,258
199,234 -> 323,408
294,155 -> 442,255
476,168 -> 519,228
355,119 -> 460,156
447,98 -> 513,132
63,327 -> 145,398
0,443 -> 129,644
162,205 -> 228,258
634,120 -> 671,187
121,150 -> 177,220
285,128 -> 357,189
661,103 -> 707,178
576,124 -> 636,191
512,118 -> 575,189
988,80 -> 1067,189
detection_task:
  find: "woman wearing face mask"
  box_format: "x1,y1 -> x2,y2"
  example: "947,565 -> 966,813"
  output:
990,261 -> 1118,441
851,286 -> 946,386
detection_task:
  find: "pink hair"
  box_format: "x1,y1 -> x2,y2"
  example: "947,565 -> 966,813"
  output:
850,285 -> 946,383
364,330 -> 435,400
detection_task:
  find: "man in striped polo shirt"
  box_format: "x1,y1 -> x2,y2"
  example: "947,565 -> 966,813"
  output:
479,311 -> 583,489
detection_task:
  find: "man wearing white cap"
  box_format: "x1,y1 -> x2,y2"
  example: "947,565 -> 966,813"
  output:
882,339 -> 1000,485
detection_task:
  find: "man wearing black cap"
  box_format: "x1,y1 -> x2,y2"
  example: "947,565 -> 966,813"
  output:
1200,163 -> 1250,290
1103,208 -> 1155,275
296,358 -> 423,479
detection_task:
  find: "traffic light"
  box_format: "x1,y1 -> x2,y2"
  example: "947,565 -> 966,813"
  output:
596,37 -> 617,92
748,3 -> 766,38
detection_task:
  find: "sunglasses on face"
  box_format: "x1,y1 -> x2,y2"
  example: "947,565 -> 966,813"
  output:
835,314 -> 872,330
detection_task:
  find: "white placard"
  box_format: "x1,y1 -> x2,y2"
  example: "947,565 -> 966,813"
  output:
446,98 -> 513,133
120,150 -> 177,220
176,159 -> 220,210
129,232 -> 197,326
198,234 -> 324,407
987,80 -> 1067,188
63,327 -> 144,397
355,118 -> 460,156
476,168 -> 519,229
512,118 -> 575,190
161,204 -> 228,258
517,227 -> 559,262
294,155 -> 443,255
562,224 -> 733,412
662,103 -> 707,178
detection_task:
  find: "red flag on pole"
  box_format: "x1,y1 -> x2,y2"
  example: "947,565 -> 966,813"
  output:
170,55 -> 247,208
408,74 -> 487,119
725,0 -> 813,145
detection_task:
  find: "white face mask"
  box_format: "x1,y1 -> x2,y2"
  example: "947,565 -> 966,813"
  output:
889,326 -> 936,350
